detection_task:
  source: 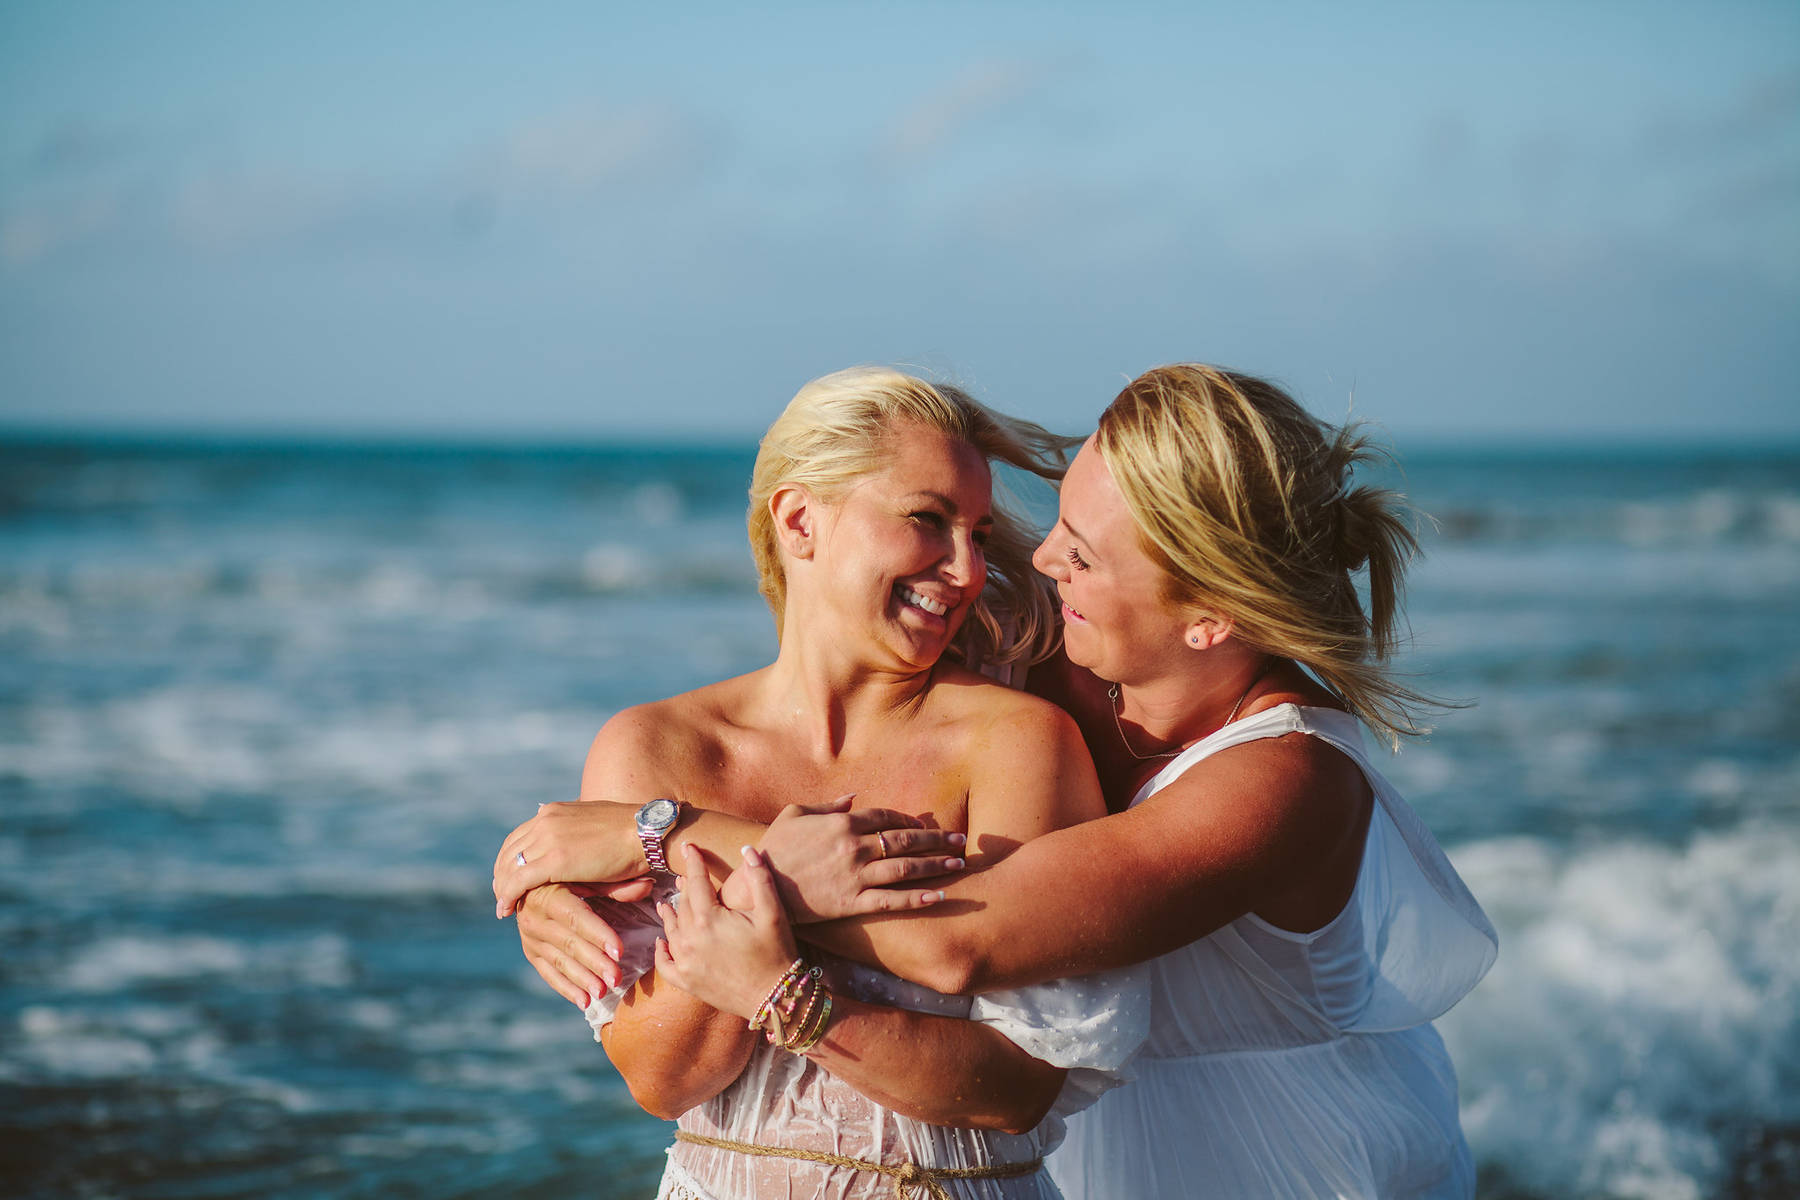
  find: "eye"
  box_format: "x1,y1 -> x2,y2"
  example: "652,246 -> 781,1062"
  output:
1065,547 -> 1089,571
909,511 -> 947,530
972,527 -> 991,548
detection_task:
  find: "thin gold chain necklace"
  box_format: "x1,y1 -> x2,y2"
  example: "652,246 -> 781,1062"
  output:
1108,657 -> 1274,761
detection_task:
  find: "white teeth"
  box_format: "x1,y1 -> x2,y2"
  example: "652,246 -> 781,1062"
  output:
898,586 -> 949,616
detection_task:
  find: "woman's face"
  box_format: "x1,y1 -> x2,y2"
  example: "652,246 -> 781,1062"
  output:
1033,437 -> 1192,684
808,422 -> 993,671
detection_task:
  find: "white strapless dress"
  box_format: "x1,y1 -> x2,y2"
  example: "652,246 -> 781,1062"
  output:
585,887 -> 1148,1200
1046,704 -> 1497,1200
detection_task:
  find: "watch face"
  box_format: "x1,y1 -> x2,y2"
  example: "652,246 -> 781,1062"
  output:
639,798 -> 678,829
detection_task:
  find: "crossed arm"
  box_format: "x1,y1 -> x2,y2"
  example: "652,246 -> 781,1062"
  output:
505,719 -> 1374,1000
529,695 -> 1107,1131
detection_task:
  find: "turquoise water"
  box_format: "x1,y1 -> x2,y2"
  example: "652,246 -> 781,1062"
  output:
2,438 -> 1796,1198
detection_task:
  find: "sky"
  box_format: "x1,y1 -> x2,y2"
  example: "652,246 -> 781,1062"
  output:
2,1 -> 1796,443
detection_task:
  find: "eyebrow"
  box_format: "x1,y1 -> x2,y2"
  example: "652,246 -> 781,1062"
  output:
903,491 -> 994,523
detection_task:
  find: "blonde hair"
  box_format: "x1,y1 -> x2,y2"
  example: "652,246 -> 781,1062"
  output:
1096,364 -> 1436,747
749,366 -> 1076,666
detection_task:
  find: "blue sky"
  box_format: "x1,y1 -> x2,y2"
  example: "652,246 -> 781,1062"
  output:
2,1 -> 1796,442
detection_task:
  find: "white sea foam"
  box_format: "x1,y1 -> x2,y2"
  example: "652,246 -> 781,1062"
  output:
59,932 -> 352,992
1443,822 -> 1800,1197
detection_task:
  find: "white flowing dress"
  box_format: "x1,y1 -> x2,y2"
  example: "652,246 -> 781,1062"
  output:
585,888 -> 1148,1200
1046,704 -> 1497,1200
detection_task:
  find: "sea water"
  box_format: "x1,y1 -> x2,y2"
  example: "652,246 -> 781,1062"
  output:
1,438 -> 1796,1199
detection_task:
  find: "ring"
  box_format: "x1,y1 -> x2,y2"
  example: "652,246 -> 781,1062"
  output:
875,831 -> 889,859
515,850 -> 528,867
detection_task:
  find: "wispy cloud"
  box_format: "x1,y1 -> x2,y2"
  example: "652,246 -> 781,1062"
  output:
879,57 -> 1074,166
0,100 -> 728,265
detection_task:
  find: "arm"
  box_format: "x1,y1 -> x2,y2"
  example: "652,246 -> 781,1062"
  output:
494,708 -> 964,920
658,843 -> 1066,1134
599,954 -> 758,1121
804,731 -> 1374,993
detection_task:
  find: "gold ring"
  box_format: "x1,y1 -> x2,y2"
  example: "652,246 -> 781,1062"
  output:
875,831 -> 889,858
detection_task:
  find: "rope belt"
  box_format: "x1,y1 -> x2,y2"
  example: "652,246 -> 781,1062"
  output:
673,1130 -> 1044,1200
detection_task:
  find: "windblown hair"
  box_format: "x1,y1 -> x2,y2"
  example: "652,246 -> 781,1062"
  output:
748,366 -> 1077,667
1096,363 -> 1437,747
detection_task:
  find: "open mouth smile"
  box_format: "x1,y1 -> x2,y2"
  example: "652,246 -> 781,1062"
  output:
896,585 -> 951,617
1060,597 -> 1087,622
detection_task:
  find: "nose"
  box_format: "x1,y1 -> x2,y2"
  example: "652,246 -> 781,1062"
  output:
1031,529 -> 1065,581
943,529 -> 984,589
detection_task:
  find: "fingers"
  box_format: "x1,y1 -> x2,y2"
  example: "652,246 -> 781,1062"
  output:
652,936 -> 683,991
859,854 -> 966,888
737,845 -> 785,921
676,843 -> 720,912
858,824 -> 966,858
844,806 -> 931,834
495,855 -> 551,918
781,793 -> 858,818
527,956 -> 592,1008
520,885 -> 624,989
845,886 -> 948,916
585,878 -> 655,903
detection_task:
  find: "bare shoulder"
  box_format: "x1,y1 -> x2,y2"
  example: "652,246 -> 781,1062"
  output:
929,663 -> 1101,831
930,662 -> 1084,743
580,676 -> 753,800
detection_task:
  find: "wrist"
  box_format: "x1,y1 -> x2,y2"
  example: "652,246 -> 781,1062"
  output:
634,798 -> 683,874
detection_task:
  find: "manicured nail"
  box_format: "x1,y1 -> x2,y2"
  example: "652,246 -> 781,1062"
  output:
741,845 -> 762,866
945,858 -> 964,870
495,901 -> 505,919
588,987 -> 601,1008
921,890 -> 946,905
948,833 -> 966,848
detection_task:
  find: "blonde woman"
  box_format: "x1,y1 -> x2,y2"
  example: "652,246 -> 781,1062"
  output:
500,364 -> 1495,1198
496,367 -> 1145,1200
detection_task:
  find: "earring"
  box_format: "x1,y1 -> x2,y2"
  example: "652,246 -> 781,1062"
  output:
1190,635 -> 1200,645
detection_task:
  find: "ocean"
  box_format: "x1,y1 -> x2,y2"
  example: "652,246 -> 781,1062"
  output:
1,436 -> 1796,1199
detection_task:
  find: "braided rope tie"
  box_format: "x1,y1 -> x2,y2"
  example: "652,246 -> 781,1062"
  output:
673,1130 -> 1044,1200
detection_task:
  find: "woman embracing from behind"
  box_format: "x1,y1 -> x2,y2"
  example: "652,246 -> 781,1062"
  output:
502,364 -> 1495,1199
503,367 -> 1145,1200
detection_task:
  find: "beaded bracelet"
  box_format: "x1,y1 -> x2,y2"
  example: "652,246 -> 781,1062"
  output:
747,956 -> 835,1052
750,959 -> 810,1035
787,991 -> 833,1054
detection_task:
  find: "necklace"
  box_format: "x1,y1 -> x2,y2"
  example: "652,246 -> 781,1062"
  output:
1108,657 -> 1275,761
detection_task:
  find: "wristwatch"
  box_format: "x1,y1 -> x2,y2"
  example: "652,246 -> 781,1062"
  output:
635,798 -> 683,874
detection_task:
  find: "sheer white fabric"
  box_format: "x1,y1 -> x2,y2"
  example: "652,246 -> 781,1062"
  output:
585,883 -> 1147,1200
1046,704 -> 1497,1200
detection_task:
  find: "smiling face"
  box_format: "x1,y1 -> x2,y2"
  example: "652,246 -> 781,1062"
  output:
1032,437 -> 1195,684
804,421 -> 994,671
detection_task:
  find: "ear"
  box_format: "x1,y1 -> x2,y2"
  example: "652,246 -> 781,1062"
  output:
1182,612 -> 1234,651
769,483 -> 817,560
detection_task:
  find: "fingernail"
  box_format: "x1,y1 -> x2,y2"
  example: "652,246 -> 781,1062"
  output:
741,845 -> 761,866
945,858 -> 964,870
948,833 -> 966,848
922,890 -> 946,905
588,987 -> 601,1008
495,901 -> 505,919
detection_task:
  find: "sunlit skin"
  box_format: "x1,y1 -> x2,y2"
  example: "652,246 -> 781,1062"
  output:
500,423 -> 1373,1024
777,422 -> 994,695
494,416 -> 1104,1135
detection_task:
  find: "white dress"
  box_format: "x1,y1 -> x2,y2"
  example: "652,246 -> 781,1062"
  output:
585,886 -> 1148,1200
1046,704 -> 1498,1200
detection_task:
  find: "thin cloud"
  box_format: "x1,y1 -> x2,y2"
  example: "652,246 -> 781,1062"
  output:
880,57 -> 1071,166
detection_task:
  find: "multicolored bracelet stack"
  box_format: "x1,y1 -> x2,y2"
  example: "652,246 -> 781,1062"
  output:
749,958 -> 834,1053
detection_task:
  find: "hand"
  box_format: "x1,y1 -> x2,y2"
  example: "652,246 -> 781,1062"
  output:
655,844 -> 798,1021
494,800 -> 644,917
738,796 -> 967,923
516,881 -> 652,1005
